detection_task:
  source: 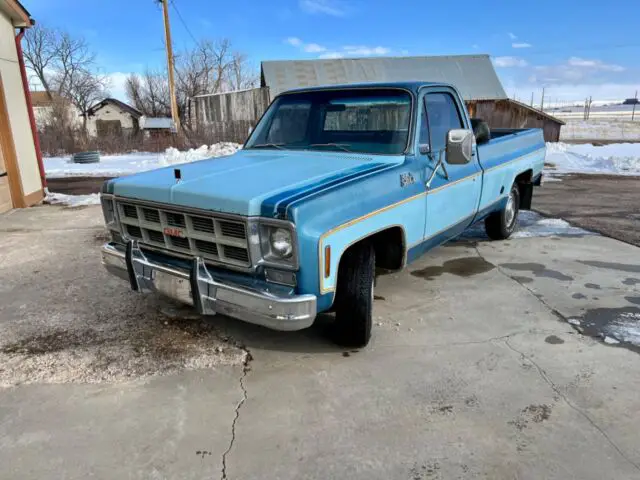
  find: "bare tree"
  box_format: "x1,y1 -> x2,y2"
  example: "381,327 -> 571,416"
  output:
22,24 -> 57,94
228,52 -> 258,91
23,25 -> 109,132
125,69 -> 171,117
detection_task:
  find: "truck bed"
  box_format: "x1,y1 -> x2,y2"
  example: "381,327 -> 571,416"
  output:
475,127 -> 546,215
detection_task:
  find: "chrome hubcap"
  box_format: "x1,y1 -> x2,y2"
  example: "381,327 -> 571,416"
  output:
505,191 -> 516,227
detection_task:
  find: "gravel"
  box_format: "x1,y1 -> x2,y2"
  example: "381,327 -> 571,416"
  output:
0,205 -> 246,387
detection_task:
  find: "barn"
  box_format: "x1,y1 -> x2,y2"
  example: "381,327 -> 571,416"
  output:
190,54 -> 564,143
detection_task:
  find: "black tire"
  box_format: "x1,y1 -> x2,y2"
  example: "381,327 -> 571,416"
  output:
72,151 -> 100,164
332,243 -> 375,347
485,183 -> 520,240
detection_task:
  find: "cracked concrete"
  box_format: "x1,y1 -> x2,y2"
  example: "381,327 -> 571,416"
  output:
1,205 -> 640,479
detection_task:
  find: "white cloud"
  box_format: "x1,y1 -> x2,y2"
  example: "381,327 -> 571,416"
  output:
299,0 -> 347,16
508,32 -> 517,40
343,45 -> 390,56
493,56 -> 528,67
568,57 -> 625,72
286,38 -> 394,59
512,42 -> 532,48
285,37 -> 302,47
106,72 -> 130,101
304,43 -> 327,53
319,52 -> 345,59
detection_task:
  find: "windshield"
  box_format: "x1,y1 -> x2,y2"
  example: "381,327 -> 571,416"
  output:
245,89 -> 412,155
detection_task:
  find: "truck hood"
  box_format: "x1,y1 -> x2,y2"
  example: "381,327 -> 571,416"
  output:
110,149 -> 399,217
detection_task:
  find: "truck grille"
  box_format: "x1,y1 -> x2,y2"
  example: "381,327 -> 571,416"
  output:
116,201 -> 251,268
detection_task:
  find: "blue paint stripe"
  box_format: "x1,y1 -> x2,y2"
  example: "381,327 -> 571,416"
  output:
407,214 -> 473,264
260,163 -> 389,218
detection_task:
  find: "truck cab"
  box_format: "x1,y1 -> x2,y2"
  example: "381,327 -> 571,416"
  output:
100,82 -> 545,347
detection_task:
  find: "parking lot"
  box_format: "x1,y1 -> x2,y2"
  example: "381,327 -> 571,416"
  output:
1,203 -> 639,479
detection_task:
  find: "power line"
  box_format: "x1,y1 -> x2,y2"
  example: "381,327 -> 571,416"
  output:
169,0 -> 199,46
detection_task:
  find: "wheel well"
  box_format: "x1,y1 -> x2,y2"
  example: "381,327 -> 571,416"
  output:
339,226 -> 406,273
514,169 -> 533,210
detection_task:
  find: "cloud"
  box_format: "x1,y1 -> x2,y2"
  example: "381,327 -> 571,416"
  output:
286,37 -> 302,47
512,42 -> 532,48
285,38 -> 394,58
105,72 -> 131,101
319,52 -> 345,59
299,0 -> 347,16
342,45 -> 390,56
493,56 -> 528,67
304,43 -> 327,53
508,32 -> 517,40
568,57 -> 625,72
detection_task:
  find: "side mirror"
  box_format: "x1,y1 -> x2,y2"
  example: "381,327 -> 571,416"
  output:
446,129 -> 475,164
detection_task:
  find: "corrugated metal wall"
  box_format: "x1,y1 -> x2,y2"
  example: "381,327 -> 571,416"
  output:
466,100 -> 563,142
190,87 -> 270,143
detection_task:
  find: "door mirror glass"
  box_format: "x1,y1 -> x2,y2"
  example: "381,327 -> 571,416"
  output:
446,129 -> 474,164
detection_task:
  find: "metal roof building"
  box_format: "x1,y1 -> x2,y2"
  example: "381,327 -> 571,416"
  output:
260,55 -> 507,101
190,54 -> 563,142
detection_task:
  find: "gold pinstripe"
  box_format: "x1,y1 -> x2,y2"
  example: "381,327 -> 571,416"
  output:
317,147 -> 545,294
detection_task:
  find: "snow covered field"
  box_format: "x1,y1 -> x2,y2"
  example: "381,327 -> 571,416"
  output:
560,119 -> 640,141
43,141 -> 640,207
544,142 -> 640,176
44,143 -> 241,179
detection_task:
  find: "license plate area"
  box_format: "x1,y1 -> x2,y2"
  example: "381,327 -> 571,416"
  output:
154,270 -> 193,305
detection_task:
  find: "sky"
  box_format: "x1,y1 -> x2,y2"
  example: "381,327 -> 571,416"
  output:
24,0 -> 640,104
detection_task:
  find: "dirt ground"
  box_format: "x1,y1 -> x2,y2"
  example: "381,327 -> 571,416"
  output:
534,174 -> 640,247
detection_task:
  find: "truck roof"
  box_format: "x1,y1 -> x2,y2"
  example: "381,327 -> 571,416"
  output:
281,81 -> 455,96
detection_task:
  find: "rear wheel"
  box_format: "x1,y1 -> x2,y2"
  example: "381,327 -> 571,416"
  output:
332,243 -> 375,347
485,183 -> 520,240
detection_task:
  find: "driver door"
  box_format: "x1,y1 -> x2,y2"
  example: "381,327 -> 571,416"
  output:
420,90 -> 482,241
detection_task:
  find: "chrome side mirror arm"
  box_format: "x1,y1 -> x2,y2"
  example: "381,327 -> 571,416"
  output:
425,150 -> 449,189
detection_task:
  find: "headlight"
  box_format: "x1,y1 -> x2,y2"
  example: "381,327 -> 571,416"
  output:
101,195 -> 116,225
259,222 -> 297,267
270,228 -> 293,258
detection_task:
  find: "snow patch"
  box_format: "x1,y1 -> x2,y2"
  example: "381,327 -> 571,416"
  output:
45,191 -> 101,207
462,211 -> 593,240
545,142 -> 640,176
603,312 -> 640,346
44,143 -> 242,179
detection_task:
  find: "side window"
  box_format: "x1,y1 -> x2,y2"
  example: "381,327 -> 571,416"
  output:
425,92 -> 463,153
419,99 -> 430,147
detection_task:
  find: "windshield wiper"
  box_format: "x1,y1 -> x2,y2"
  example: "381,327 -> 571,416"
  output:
250,143 -> 287,150
307,143 -> 353,152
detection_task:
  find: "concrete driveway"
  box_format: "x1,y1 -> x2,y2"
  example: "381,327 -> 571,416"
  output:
1,205 -> 639,479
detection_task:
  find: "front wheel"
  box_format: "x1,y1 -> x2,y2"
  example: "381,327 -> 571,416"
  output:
485,183 -> 520,240
332,243 -> 375,347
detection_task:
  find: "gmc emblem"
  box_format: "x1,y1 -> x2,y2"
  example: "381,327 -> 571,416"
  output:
163,227 -> 185,238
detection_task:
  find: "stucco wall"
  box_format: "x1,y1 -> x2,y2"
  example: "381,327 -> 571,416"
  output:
86,104 -> 137,137
0,11 -> 40,196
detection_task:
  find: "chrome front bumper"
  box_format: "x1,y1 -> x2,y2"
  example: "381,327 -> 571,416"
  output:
101,242 -> 316,331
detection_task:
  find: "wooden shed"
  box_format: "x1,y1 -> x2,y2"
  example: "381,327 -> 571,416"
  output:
466,99 -> 564,142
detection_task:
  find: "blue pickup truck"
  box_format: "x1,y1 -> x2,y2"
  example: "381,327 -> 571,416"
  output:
100,81 -> 545,347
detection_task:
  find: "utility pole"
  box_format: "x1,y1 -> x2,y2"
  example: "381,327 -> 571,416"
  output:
160,0 -> 180,131
530,92 -> 534,107
540,87 -> 545,112
633,90 -> 638,122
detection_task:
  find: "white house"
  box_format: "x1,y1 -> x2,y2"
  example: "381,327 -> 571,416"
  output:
85,98 -> 142,137
30,90 -> 82,131
0,0 -> 43,213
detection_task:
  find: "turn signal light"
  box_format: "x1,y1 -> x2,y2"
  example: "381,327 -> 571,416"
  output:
324,246 -> 331,278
